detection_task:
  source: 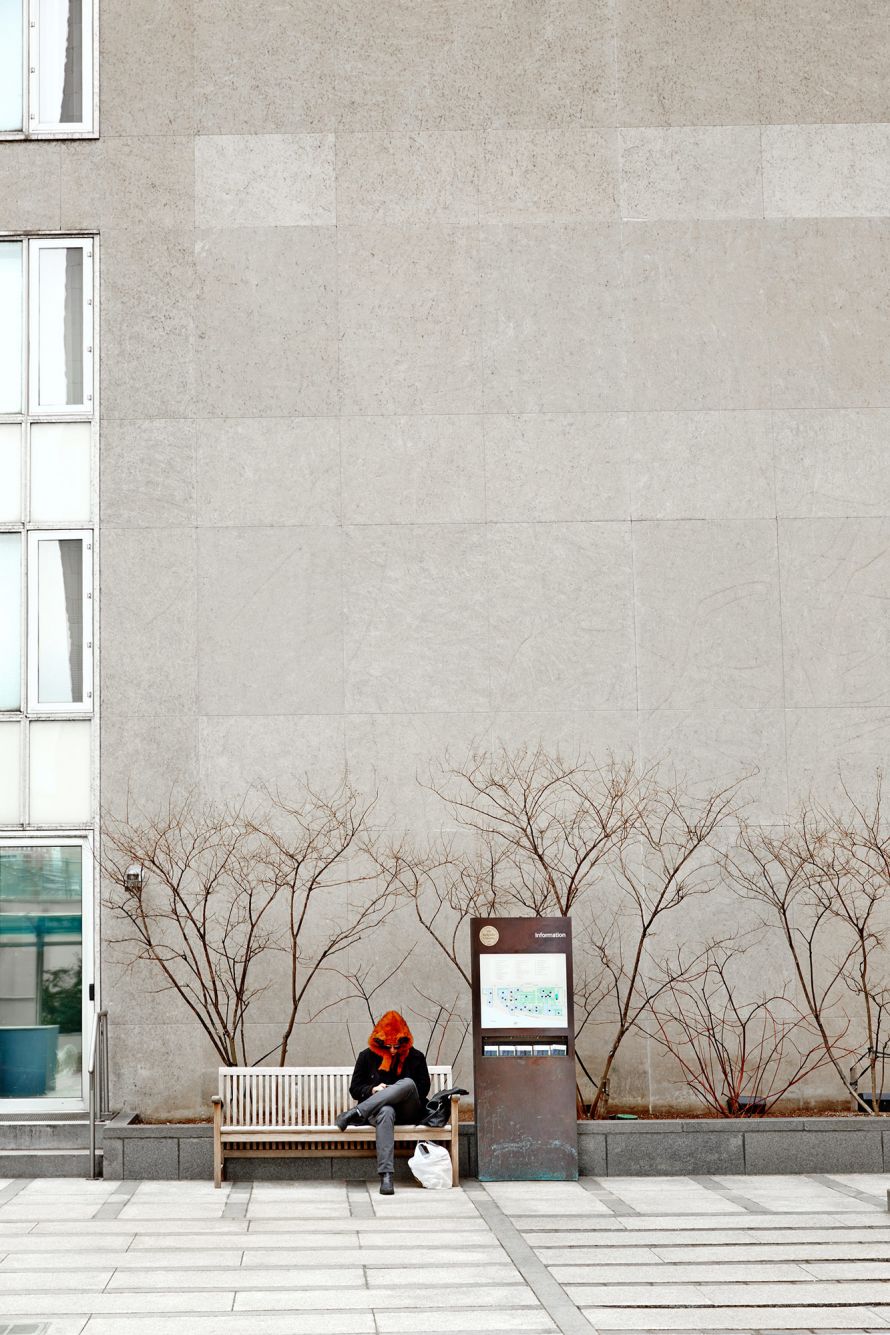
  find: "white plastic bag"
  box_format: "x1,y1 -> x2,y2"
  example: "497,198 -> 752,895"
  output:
408,1140 -> 453,1189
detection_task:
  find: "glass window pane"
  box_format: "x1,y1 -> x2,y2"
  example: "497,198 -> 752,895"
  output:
0,423 -> 22,522
0,242 -> 23,413
37,246 -> 85,409
0,534 -> 21,711
36,537 -> 84,705
0,0 -> 23,130
0,723 -> 21,822
0,845 -> 83,1100
30,422 -> 90,522
29,721 -> 91,823
38,0 -> 84,125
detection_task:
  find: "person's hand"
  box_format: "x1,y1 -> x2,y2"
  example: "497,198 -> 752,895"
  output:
372,1084 -> 386,1093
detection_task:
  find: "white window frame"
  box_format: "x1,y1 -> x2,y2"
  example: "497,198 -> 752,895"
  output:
0,833 -> 94,1113
28,238 -> 94,417
27,528 -> 93,715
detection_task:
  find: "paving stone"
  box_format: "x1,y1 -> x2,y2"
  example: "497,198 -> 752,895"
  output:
578,1308 -> 887,1329
83,1319 -> 376,1334
233,1284 -> 540,1310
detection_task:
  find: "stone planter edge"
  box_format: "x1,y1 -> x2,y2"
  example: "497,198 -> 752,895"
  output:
101,1114 -> 890,1181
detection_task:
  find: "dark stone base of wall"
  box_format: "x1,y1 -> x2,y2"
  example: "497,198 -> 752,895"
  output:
101,1113 -> 890,1181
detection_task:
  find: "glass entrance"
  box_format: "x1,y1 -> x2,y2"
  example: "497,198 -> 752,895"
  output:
0,840 -> 91,1107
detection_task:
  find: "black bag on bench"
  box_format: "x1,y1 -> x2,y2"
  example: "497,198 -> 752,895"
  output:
420,1086 -> 468,1128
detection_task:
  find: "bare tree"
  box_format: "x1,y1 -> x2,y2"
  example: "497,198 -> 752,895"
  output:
390,746 -> 745,1117
577,773 -> 745,1116
103,780 -> 396,1067
645,939 -> 840,1116
430,746 -> 639,918
726,774 -> 890,1114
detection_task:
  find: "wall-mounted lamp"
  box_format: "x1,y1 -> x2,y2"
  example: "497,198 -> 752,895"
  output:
125,863 -> 144,891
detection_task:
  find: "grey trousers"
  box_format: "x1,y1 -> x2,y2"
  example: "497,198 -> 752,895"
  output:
356,1078 -> 424,1175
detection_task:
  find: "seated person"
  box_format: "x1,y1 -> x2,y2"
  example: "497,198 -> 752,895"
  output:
336,1010 -> 430,1195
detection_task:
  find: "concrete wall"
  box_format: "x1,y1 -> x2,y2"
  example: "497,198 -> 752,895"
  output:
6,0 -> 890,1117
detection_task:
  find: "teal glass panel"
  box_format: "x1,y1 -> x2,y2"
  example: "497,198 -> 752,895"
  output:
0,846 -> 83,1099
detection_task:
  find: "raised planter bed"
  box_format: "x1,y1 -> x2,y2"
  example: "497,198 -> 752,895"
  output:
101,1113 -> 890,1180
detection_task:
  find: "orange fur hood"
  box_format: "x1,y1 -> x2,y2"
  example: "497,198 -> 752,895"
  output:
368,1010 -> 413,1074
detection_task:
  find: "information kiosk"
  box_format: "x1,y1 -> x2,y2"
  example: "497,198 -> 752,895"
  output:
471,916 -> 577,1181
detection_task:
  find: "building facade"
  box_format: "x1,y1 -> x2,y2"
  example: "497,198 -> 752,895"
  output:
1,0 -> 890,1120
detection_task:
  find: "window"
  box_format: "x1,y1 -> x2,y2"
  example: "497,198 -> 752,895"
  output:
0,0 -> 95,136
0,236 -> 95,830
0,838 -> 92,1105
30,239 -> 93,414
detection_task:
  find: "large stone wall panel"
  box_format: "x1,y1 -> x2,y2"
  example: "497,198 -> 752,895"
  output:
484,413 -> 631,523
487,521 -> 637,711
337,132 -> 480,226
195,135 -> 335,228
763,125 -> 890,219
758,0 -> 890,125
616,0 -> 760,127
774,409 -> 890,520
342,524 -> 489,713
196,226 -> 338,417
0,143 -> 61,231
766,220 -> 890,409
101,420 -> 197,528
779,518 -> 890,709
340,415 -> 485,525
100,228 -> 196,420
195,0 -> 336,133
620,127 -> 762,222
337,224 -> 482,415
480,127 -> 618,224
481,222 -> 624,413
101,528 -> 198,716
62,138 -> 195,230
197,527 -> 344,716
628,410 -> 774,521
196,418 -> 340,528
101,0 -> 195,135
623,221 -> 770,411
634,520 -> 784,711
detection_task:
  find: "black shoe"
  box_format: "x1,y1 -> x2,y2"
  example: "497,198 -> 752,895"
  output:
335,1107 -> 363,1132
379,1172 -> 394,1196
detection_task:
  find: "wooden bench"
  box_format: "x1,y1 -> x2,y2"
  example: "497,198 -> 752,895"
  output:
211,1065 -> 460,1188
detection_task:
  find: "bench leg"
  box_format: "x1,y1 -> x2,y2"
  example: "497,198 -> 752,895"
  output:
213,1100 -> 223,1188
450,1095 -> 460,1187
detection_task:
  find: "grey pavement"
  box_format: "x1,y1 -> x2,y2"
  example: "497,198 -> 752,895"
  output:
1,1173 -> 890,1333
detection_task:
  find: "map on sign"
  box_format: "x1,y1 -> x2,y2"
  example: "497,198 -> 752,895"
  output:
479,952 -> 568,1029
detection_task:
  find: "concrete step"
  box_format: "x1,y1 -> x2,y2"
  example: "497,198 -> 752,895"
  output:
0,1120 -> 101,1151
0,1147 -> 102,1177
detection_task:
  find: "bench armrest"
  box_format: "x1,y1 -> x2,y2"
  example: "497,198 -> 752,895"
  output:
211,1095 -> 222,1105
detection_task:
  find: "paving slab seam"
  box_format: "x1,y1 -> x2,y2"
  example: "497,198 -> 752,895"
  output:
0,1181 -> 30,1208
808,1176 -> 888,1208
463,1181 -> 594,1335
689,1175 -> 766,1213
91,1183 -> 139,1222
223,1184 -> 252,1220
580,1179 -> 640,1215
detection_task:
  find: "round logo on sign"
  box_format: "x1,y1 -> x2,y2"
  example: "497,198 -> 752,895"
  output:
479,926 -> 499,947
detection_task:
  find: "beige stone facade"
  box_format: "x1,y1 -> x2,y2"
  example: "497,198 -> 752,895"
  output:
4,0 -> 890,1117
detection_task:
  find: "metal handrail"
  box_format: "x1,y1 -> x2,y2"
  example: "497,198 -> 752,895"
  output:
87,1008 -> 109,1178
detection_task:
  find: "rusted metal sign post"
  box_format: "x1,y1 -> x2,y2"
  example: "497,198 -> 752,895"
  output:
471,916 -> 578,1181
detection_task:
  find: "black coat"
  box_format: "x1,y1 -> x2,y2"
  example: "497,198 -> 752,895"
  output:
349,1046 -> 431,1104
